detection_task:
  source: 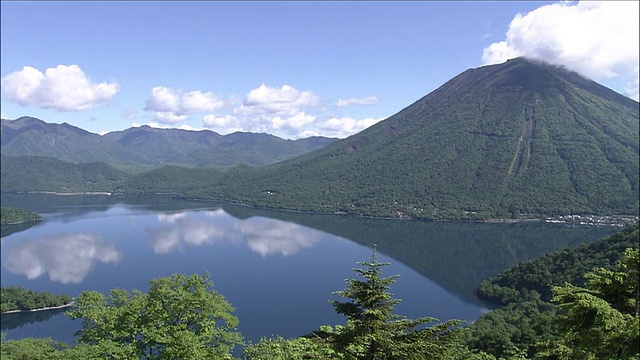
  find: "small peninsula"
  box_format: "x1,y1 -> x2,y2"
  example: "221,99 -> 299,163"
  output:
1,286 -> 72,314
0,206 -> 42,225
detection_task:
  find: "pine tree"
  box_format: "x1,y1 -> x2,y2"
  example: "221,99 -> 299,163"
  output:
326,246 -> 464,359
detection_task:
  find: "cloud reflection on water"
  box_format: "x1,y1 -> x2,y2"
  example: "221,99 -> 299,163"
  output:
148,209 -> 321,256
3,233 -> 122,284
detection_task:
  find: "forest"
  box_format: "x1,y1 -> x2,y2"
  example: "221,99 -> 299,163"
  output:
0,207 -> 41,225
1,224 -> 638,359
0,286 -> 72,313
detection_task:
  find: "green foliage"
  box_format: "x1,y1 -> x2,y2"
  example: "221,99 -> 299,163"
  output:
0,334 -> 136,360
1,117 -> 336,169
321,246 -> 465,359
466,225 -> 640,359
462,298 -> 559,359
66,272 -> 242,359
0,286 -> 71,313
538,248 -> 640,359
243,334 -> 344,360
3,60 -> 639,220
3,228 -> 638,359
183,58 -> 639,220
0,335 -> 61,360
0,206 -> 41,225
477,223 -> 639,305
118,165 -> 224,194
1,155 -> 128,193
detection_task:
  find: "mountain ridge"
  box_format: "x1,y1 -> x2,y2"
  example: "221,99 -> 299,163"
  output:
1,117 -> 338,168
2,57 -> 638,219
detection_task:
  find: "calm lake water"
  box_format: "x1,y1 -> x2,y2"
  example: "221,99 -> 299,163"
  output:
1,194 -> 619,346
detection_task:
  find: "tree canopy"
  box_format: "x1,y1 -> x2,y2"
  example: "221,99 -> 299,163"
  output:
67,272 -> 242,359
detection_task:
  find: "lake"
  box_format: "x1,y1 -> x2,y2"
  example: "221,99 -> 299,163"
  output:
0,193 -> 619,347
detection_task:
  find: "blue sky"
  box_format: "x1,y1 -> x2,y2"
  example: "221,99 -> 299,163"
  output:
1,1 -> 638,139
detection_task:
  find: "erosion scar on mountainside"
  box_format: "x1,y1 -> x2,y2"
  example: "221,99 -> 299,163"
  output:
507,105 -> 535,177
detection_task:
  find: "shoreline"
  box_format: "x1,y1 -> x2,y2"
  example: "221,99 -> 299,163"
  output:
1,218 -> 43,226
1,302 -> 74,315
3,191 -> 637,227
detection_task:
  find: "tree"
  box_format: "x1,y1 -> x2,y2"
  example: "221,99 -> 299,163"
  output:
539,248 -> 640,359
323,246 -> 465,359
67,272 -> 243,359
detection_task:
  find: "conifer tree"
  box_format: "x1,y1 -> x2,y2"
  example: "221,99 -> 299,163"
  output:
326,246 -> 464,359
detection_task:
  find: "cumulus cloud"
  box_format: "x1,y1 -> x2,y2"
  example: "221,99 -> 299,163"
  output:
483,1 -> 639,100
201,112 -> 383,139
197,84 -> 331,138
154,111 -> 188,124
271,112 -> 316,130
235,84 -> 321,116
203,114 -> 236,127
1,64 -> 120,111
197,84 -> 383,138
3,233 -> 122,284
336,95 -> 380,107
308,116 -> 385,138
144,86 -> 225,124
145,209 -> 320,257
238,219 -> 320,257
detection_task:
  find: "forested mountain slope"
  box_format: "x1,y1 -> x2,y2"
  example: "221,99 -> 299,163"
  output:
189,57 -> 639,219
1,117 -> 337,168
0,155 -> 128,192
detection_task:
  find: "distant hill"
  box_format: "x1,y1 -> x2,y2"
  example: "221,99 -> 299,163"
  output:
0,155 -> 128,193
1,117 -> 337,169
1,117 -> 144,166
187,57 -> 639,219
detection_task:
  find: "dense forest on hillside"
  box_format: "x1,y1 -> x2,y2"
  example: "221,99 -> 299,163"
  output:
1,117 -> 337,168
0,155 -> 128,193
2,60 -> 638,221
464,223 -> 639,358
180,59 -> 640,220
477,223 -> 639,305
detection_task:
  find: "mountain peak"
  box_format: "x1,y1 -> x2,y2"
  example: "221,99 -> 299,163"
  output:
192,59 -> 639,219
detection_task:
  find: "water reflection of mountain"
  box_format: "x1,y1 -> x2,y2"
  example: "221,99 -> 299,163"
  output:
0,307 -> 66,331
1,221 -> 39,238
0,193 -> 214,216
221,205 -> 618,304
1,194 -> 619,305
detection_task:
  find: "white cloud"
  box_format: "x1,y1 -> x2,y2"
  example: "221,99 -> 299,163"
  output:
203,114 -> 236,127
145,86 -> 181,113
145,210 -> 319,257
3,233 -> 122,284
154,111 -> 188,123
1,64 -> 120,111
144,86 -> 225,124
236,84 -> 321,116
145,83 -> 385,139
271,112 -> 316,130
483,1 -> 639,100
336,95 -> 380,107
131,121 -> 206,132
309,116 -> 385,138
202,114 -> 245,134
181,90 -> 225,113
239,220 -> 320,257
